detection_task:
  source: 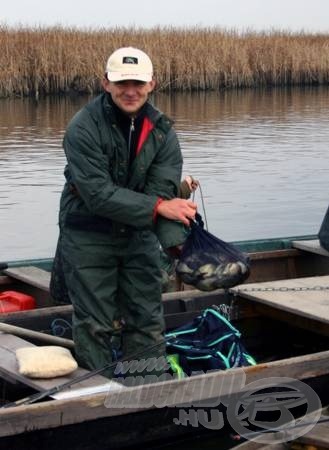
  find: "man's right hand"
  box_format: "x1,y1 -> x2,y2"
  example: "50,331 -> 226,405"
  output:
157,198 -> 197,226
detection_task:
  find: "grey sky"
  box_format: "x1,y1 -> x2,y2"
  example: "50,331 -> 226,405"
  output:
2,0 -> 329,32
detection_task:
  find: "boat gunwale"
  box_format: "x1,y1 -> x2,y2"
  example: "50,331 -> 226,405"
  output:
1,234 -> 318,268
0,347 -> 329,437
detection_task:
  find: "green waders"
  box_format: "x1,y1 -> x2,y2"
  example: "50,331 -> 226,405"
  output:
61,226 -> 166,379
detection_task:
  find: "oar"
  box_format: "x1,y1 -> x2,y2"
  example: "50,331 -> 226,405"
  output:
2,335 -> 176,409
0,322 -> 74,349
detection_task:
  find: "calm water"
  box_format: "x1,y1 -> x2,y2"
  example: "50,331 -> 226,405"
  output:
1,87 -> 329,262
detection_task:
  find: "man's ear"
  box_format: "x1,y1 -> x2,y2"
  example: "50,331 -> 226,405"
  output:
148,78 -> 156,93
102,76 -> 110,92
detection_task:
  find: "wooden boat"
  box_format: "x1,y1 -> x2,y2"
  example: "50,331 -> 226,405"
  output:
1,234 -> 329,449
229,407 -> 329,450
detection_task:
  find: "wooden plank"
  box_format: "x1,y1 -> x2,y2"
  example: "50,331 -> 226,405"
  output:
0,322 -> 74,348
230,275 -> 329,326
233,441 -> 286,450
1,349 -> 329,437
232,412 -> 329,450
3,266 -> 51,292
248,248 -> 300,260
0,275 -> 13,285
292,239 -> 329,257
0,304 -> 73,322
2,266 -> 221,301
249,301 -> 329,337
295,416 -> 329,448
0,332 -> 122,396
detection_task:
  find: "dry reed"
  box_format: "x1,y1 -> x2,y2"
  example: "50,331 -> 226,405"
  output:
1,25 -> 329,98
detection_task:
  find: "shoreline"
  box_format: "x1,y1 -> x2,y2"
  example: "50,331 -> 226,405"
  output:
1,26 -> 329,98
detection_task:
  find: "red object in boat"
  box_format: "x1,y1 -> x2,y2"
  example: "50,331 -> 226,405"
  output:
0,291 -> 36,313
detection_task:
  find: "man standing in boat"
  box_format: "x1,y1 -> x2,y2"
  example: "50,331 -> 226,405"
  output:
54,47 -> 197,378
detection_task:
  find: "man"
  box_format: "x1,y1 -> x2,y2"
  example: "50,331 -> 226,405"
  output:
56,47 -> 197,378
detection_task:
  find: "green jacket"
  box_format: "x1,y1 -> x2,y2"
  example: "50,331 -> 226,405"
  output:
59,93 -> 187,248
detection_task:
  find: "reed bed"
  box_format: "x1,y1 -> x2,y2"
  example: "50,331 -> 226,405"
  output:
1,25 -> 329,97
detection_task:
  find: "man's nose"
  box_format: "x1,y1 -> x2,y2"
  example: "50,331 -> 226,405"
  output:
124,82 -> 138,94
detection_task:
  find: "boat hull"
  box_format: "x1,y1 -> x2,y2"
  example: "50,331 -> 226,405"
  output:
1,234 -> 329,448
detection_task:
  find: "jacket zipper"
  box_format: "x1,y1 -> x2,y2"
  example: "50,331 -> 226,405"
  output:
128,117 -> 135,163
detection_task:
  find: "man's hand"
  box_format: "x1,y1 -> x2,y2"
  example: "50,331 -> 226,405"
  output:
184,175 -> 199,192
157,198 -> 197,226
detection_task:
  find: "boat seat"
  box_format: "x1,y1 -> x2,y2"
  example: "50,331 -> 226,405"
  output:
0,332 -> 124,399
3,266 -> 51,292
230,274 -> 329,336
291,239 -> 329,257
2,266 -> 223,307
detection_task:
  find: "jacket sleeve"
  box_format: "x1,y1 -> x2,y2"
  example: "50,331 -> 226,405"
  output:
63,110 -> 158,229
143,128 -> 188,248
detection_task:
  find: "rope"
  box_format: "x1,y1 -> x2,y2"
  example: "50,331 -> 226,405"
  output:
192,180 -> 209,231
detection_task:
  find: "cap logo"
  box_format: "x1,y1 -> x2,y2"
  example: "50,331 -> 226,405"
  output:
122,56 -> 138,64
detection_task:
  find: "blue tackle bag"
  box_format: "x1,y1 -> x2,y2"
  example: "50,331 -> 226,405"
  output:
166,307 -> 256,376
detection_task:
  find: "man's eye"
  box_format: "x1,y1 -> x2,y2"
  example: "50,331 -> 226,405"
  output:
114,81 -> 146,87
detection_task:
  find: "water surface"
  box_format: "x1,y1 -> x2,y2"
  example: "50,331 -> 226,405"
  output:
1,87 -> 328,261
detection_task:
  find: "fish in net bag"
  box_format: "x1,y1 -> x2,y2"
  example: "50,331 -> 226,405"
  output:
176,213 -> 250,291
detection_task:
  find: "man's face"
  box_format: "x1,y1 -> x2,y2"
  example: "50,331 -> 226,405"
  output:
103,78 -> 155,116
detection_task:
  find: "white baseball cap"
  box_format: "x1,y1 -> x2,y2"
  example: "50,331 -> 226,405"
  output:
105,47 -> 153,82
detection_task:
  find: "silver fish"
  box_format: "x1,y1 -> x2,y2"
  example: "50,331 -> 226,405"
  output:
196,276 -> 218,291
237,261 -> 248,274
176,262 -> 194,274
223,262 -> 240,276
194,263 -> 217,279
215,264 -> 226,276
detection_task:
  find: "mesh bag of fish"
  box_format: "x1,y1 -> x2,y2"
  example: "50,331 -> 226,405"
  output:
176,214 -> 250,291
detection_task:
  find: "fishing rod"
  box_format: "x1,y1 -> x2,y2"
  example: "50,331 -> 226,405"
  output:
2,335 -> 176,409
